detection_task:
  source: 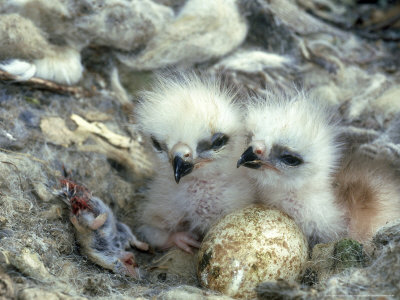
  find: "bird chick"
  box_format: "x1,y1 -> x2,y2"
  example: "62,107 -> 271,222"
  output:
136,72 -> 255,253
237,92 -> 346,244
59,179 -> 148,278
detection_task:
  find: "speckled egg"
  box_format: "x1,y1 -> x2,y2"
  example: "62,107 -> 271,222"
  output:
197,205 -> 308,299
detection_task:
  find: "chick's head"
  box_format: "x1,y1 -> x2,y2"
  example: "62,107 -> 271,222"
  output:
238,92 -> 341,191
136,73 -> 242,183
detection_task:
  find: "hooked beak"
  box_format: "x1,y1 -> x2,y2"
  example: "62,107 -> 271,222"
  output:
237,146 -> 262,169
173,155 -> 194,183
237,146 -> 279,172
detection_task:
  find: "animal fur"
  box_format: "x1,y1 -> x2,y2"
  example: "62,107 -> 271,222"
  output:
0,0 -> 173,83
1,0 -> 173,51
0,13 -> 83,84
117,0 -> 248,69
335,150 -> 400,243
212,49 -> 292,73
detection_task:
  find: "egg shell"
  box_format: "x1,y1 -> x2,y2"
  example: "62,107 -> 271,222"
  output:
197,205 -> 308,299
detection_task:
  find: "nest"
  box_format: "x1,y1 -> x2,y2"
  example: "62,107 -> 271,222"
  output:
0,0 -> 399,299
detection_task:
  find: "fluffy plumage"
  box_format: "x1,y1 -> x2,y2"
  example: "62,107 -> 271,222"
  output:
238,92 -> 346,244
212,50 -> 292,73
238,91 -> 400,245
136,72 -> 255,253
334,150 -> 400,243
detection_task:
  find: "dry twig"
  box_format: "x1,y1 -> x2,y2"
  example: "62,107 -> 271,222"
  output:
0,69 -> 90,97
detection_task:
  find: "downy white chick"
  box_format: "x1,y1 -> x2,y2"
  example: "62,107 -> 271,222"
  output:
237,92 -> 400,245
237,92 -> 346,245
136,73 -> 255,253
59,179 -> 149,278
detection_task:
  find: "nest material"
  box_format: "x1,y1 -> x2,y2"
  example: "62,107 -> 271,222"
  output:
0,0 -> 399,299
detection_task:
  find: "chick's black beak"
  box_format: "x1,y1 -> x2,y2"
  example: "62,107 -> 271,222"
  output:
173,156 -> 194,183
237,146 -> 262,169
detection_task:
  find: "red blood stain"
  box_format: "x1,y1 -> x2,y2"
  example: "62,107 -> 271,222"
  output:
124,256 -> 138,267
60,179 -> 92,215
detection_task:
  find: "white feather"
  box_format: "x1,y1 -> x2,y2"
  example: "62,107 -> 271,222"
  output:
0,47 -> 82,85
213,50 -> 292,73
0,59 -> 36,80
33,47 -> 83,85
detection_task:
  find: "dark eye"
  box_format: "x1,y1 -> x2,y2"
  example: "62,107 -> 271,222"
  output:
280,154 -> 303,166
151,136 -> 163,152
211,133 -> 229,150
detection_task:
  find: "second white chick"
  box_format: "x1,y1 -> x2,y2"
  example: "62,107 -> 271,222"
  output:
237,92 -> 346,245
136,73 -> 255,253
